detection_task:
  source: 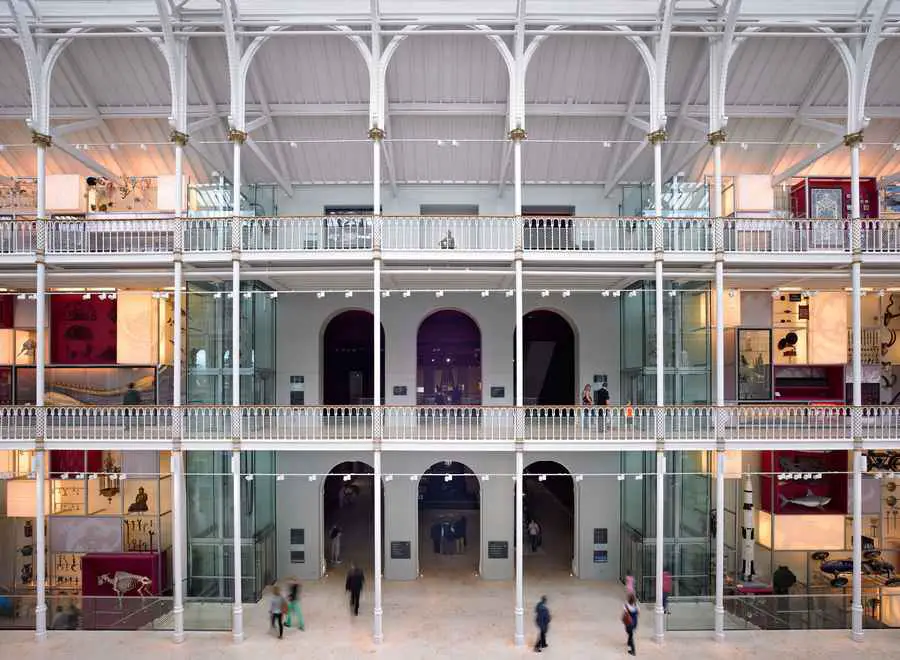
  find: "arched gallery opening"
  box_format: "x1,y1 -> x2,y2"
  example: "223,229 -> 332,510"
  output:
322,310 -> 385,406
418,461 -> 480,576
323,461 -> 375,572
523,461 -> 575,575
513,310 -> 577,405
416,310 -> 482,405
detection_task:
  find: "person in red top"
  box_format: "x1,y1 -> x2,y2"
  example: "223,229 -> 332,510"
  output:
662,570 -> 673,614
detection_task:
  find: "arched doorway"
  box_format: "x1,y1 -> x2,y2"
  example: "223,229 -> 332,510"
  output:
514,311 -> 577,405
523,461 -> 575,576
417,310 -> 481,405
322,311 -> 385,405
323,461 -> 375,573
419,461 -> 480,575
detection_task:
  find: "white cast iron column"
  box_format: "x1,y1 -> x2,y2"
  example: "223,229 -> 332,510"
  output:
372,121 -> 384,643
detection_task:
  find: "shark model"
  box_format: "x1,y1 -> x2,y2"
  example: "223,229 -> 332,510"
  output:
778,489 -> 831,510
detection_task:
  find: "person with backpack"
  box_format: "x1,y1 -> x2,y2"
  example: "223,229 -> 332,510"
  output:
269,584 -> 288,639
622,592 -> 639,655
533,595 -> 551,652
330,525 -> 342,564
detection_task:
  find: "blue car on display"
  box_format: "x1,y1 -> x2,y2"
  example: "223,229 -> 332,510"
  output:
812,550 -> 900,588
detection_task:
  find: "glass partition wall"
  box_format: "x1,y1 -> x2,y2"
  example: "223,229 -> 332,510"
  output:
185,282 -> 277,603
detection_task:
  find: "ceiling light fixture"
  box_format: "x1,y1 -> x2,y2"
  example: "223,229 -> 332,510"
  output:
481,290 -> 490,298
561,290 -> 570,298
345,290 -> 353,298
435,290 -> 444,298
316,291 -> 326,299
541,290 -> 550,298
403,290 -> 411,298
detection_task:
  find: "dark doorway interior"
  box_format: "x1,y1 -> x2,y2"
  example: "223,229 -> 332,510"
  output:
417,310 -> 481,405
523,461 -> 575,575
323,461 -> 375,572
514,311 -> 576,405
419,461 -> 480,576
322,311 -> 385,405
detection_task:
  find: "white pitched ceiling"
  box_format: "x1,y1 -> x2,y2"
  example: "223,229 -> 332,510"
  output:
0,2 -> 898,186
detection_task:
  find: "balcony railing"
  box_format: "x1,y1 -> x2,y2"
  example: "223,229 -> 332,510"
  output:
3,216 -> 900,258
2,404 -> 900,447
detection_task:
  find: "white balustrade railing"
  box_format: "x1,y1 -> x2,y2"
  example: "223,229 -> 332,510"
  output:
383,406 -> 515,441
45,407 -> 172,441
1,404 -> 898,446
243,217 -> 372,252
861,219 -> 900,253
661,219 -> 713,252
10,215 -> 900,258
724,405 -> 850,440
0,406 -> 36,440
0,220 -> 35,254
382,216 -> 515,252
523,406 -> 657,440
724,218 -> 849,253
183,217 -> 231,252
46,218 -> 177,255
241,406 -> 373,440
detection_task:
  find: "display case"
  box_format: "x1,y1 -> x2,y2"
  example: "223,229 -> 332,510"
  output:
726,328 -> 773,401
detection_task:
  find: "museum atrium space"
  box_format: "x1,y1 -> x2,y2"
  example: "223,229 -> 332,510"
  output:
1,0 -> 900,654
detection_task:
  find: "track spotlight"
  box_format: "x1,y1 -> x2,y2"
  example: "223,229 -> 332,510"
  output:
344,290 -> 353,298
561,290 -> 570,298
435,290 -> 444,298
243,291 -> 251,299
575,475 -> 583,482
409,475 -> 417,481
481,290 -> 490,298
82,293 -> 91,300
382,290 -> 391,297
403,290 -> 411,298
276,474 -> 285,481
635,474 -> 643,481
728,289 -> 736,297
308,475 -> 317,482
16,293 -> 25,300
444,474 -> 453,482
668,290 -> 677,297
612,291 -> 621,297
343,474 -> 352,481
628,290 -> 637,298
481,475 -> 490,482
538,474 -> 547,482
61,473 -> 70,480
541,290 -> 550,298
269,291 -> 278,299
617,474 -> 625,481
601,290 -> 610,297
244,474 -> 253,481
505,290 -> 514,297
316,291 -> 326,299
384,475 -> 393,482
213,292 -> 222,299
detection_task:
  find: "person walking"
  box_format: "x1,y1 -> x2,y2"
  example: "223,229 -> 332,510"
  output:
622,592 -> 639,655
528,519 -> 541,553
533,595 -> 551,652
269,584 -> 288,639
596,380 -> 610,429
285,579 -> 305,631
330,525 -> 342,564
662,570 -> 673,614
625,570 -> 635,596
345,562 -> 365,616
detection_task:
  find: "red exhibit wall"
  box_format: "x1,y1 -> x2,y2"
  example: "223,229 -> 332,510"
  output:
760,450 -> 849,515
0,296 -> 13,328
790,177 -> 879,218
50,295 -> 117,364
49,450 -> 103,478
80,551 -> 167,629
773,365 -> 846,403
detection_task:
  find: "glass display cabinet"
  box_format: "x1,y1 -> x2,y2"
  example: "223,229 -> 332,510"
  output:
726,328 -> 773,402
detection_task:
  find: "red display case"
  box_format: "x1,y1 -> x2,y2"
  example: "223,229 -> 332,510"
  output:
50,450 -> 103,478
80,551 -> 168,629
790,177 -> 879,219
760,450 -> 848,515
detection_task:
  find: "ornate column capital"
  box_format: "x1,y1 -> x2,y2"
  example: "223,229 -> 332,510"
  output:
647,129 -> 668,145
843,130 -> 864,148
170,130 -> 189,147
368,126 -> 386,141
707,129 -> 727,146
227,128 -> 248,144
508,127 -> 527,142
31,130 -> 52,148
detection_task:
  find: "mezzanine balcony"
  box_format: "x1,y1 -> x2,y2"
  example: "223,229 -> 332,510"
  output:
1,404 -> 898,452
2,216 -> 899,265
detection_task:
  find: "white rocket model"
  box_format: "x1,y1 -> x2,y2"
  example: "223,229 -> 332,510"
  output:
741,474 -> 755,582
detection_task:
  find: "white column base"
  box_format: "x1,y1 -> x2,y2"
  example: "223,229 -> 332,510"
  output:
374,606 -> 384,644
514,606 -> 525,646
173,604 -> 185,643
714,606 -> 725,641
35,603 -> 47,640
232,605 -> 244,642
654,605 -> 665,644
851,605 -> 864,642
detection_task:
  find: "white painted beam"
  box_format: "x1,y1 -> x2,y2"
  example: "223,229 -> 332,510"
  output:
246,137 -> 291,196
772,136 -> 844,185
604,141 -> 648,197
54,139 -> 119,178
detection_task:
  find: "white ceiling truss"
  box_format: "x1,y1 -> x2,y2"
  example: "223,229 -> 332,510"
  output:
0,0 -> 898,187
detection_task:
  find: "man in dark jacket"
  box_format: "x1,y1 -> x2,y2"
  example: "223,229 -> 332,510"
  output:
345,563 -> 365,616
533,595 -> 550,652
